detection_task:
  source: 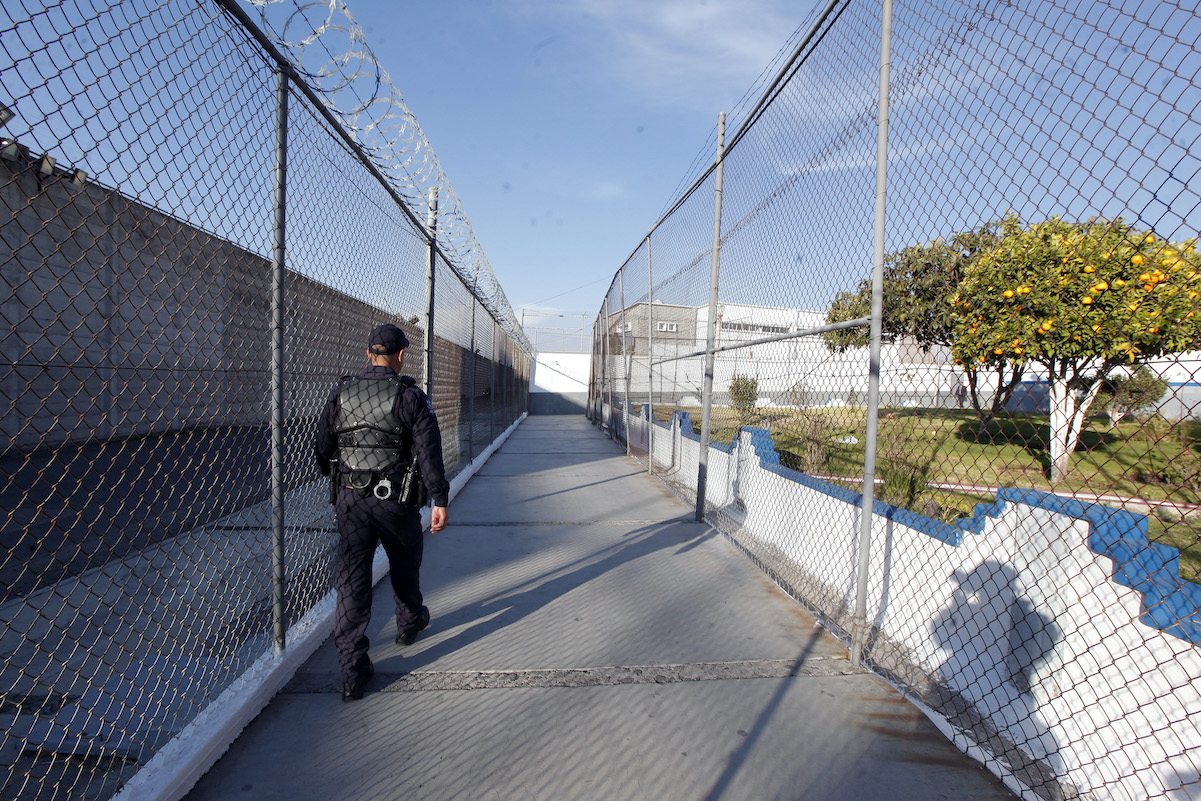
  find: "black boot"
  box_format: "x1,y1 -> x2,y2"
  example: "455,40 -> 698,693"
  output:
341,663 -> 374,702
396,606 -> 430,646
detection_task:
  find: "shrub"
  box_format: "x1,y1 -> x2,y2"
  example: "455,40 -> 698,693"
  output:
730,374 -> 759,426
876,453 -> 933,509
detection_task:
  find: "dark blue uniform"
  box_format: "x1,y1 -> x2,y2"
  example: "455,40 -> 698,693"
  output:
314,365 -> 449,692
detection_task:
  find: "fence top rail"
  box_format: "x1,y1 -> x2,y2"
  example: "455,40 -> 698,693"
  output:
650,316 -> 870,365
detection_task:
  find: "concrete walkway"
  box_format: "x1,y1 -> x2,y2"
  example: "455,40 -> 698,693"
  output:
184,416 -> 1013,801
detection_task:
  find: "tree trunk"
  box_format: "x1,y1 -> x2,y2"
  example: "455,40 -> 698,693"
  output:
1047,369 -> 1106,483
970,364 -> 1024,441
1048,378 -> 1075,483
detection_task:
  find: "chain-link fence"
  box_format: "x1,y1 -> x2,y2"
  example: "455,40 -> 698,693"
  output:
520,312 -> 595,355
1,1 -> 529,798
591,1 -> 1201,799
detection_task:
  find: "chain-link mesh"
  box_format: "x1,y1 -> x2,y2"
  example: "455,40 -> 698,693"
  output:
592,1 -> 1201,799
1,1 -> 530,798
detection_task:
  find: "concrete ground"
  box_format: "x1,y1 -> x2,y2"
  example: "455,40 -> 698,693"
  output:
184,415 -> 1013,801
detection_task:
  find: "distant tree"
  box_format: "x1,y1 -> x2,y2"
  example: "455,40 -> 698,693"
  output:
952,213 -> 1201,482
1094,365 -> 1168,425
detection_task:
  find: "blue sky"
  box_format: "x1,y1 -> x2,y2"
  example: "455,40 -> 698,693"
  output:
336,0 -> 822,326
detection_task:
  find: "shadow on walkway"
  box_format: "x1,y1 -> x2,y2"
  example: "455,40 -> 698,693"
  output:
185,415 -> 1013,801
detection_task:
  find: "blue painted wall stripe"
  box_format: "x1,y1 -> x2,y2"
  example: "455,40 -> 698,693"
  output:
659,413 -> 1201,645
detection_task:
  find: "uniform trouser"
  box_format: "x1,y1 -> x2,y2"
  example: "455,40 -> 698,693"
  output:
333,487 -> 424,683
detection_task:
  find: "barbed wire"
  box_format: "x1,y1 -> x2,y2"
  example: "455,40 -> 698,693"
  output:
246,0 -> 530,352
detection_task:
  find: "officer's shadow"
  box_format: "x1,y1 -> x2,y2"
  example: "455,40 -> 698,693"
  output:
385,516 -> 713,672
930,560 -> 1072,798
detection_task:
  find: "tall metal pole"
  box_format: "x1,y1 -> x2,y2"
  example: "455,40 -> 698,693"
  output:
270,69 -> 289,654
425,187 -> 438,399
696,113 -> 726,523
600,298 -> 609,421
646,235 -> 654,475
489,321 -> 496,440
587,317 -> 597,421
619,270 -> 631,455
468,278 -> 478,459
851,0 -> 894,667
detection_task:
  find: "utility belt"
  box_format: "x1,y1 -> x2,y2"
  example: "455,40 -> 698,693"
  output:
331,463 -> 427,507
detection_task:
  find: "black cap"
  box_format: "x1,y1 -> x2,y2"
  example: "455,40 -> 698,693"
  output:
368,323 -> 409,354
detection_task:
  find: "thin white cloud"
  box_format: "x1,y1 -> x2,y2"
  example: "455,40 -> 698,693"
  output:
512,0 -> 812,110
588,180 -> 626,200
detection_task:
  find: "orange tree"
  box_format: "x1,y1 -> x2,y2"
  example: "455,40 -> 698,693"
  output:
952,213 -> 1201,482
824,226 -> 1019,435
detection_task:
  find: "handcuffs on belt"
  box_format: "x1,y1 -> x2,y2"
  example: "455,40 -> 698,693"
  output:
345,471 -> 391,500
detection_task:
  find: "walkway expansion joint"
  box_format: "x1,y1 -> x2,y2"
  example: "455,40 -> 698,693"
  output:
287,656 -> 864,695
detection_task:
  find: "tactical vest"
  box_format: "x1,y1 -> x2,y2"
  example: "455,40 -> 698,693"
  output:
334,376 -> 409,474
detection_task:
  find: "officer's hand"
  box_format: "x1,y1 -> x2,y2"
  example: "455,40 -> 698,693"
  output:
430,506 -> 448,534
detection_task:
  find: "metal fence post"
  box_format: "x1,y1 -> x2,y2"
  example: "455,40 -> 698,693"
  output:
646,235 -> 654,474
490,323 -> 497,439
468,294 -> 477,457
425,187 -> 438,398
851,0 -> 894,668
696,112 -> 726,523
270,67 -> 289,654
586,318 -> 595,421
605,298 -> 614,419
598,299 -> 607,416
619,270 -> 630,455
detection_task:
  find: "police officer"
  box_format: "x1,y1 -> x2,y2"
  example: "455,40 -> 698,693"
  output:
314,323 -> 449,702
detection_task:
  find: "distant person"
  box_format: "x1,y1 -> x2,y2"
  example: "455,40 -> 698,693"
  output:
954,382 -> 968,408
314,323 -> 449,702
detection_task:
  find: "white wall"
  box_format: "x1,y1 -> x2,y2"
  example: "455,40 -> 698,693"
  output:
531,352 -> 590,394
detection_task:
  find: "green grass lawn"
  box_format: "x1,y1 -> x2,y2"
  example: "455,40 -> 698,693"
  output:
652,404 -> 1201,583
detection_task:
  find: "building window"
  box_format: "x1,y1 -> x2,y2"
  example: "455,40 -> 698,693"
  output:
656,321 -> 678,332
